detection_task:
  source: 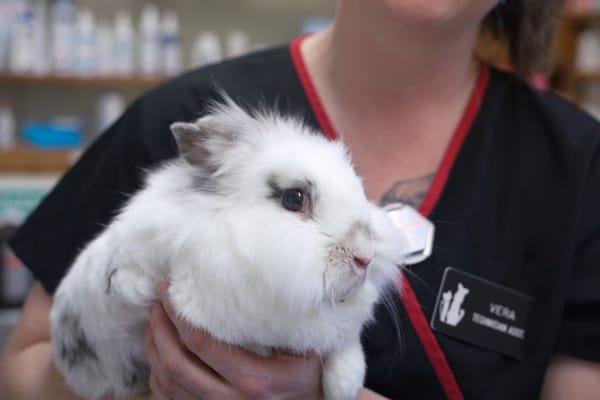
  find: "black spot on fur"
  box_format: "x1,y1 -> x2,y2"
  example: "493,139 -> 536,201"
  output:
123,370 -> 138,388
123,357 -> 150,389
105,268 -> 117,294
191,173 -> 221,194
57,311 -> 99,369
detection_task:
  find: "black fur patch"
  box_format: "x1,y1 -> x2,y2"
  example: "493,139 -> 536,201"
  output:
58,311 -> 99,369
105,268 -> 117,294
123,357 -> 150,389
192,172 -> 221,194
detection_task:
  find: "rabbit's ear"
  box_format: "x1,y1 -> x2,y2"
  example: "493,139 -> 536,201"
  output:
170,115 -> 238,168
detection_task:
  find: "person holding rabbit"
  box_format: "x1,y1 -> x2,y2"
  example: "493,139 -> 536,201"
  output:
2,0 -> 600,399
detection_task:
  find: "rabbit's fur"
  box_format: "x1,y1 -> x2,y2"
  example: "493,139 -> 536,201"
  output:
50,97 -> 408,400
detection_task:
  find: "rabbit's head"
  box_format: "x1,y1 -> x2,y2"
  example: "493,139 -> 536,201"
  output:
169,98 -> 406,333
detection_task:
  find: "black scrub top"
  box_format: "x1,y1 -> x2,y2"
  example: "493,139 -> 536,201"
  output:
9,38 -> 600,399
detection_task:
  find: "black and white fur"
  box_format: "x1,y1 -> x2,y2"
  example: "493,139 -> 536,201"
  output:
50,97 -> 409,400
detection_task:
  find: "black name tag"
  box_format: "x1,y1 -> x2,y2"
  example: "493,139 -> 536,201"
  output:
430,267 -> 534,359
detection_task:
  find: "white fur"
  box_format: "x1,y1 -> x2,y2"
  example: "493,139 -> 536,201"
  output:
50,98 -> 408,400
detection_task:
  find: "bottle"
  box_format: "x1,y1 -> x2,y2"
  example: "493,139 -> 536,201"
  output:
139,3 -> 161,75
190,32 -> 222,68
95,92 -> 125,136
114,11 -> 134,76
225,30 -> 249,59
575,28 -> 600,73
9,3 -> 35,73
0,0 -> 11,71
51,0 -> 75,74
31,0 -> 48,75
74,8 -> 96,75
96,23 -> 114,75
161,10 -> 181,75
582,83 -> 600,121
0,99 -> 16,149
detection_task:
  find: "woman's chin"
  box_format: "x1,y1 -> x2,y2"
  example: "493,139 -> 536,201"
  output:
367,0 -> 497,30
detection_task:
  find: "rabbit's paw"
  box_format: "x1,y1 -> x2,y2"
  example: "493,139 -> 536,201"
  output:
322,341 -> 365,400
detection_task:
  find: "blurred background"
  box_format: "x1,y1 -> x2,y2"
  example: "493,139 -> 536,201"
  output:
0,0 -> 599,351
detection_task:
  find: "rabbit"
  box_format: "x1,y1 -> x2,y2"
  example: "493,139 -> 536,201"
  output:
49,96 -> 410,400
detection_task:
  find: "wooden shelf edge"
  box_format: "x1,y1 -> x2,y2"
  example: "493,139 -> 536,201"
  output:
562,10 -> 600,26
0,148 -> 78,173
0,73 -> 168,89
574,70 -> 600,83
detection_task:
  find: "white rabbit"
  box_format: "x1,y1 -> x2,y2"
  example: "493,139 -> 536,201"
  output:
50,96 -> 409,400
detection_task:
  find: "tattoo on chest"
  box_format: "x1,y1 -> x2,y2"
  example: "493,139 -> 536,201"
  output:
379,173 -> 435,209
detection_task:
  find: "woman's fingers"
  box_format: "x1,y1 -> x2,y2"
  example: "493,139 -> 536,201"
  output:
155,282 -> 266,384
148,373 -> 170,400
156,281 -> 323,398
146,301 -> 237,399
149,372 -> 201,400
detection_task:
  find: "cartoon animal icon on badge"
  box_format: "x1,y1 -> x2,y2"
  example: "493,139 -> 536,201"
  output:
439,282 -> 470,327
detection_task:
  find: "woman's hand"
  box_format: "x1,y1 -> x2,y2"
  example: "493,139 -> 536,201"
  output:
144,281 -> 323,400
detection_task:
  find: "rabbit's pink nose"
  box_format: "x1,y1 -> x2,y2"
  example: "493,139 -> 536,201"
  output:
353,256 -> 372,269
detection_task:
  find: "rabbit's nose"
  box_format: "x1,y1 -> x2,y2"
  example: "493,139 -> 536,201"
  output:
353,255 -> 372,269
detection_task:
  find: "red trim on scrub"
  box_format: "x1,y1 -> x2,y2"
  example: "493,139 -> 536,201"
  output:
419,66 -> 489,217
289,36 -> 338,141
290,35 -> 490,400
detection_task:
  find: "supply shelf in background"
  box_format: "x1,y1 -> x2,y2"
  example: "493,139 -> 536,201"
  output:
0,148 -> 77,173
555,5 -> 600,118
0,1 -> 335,355
0,73 -> 167,90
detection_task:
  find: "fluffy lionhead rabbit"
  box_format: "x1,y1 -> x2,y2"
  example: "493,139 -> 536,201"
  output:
50,96 -> 409,400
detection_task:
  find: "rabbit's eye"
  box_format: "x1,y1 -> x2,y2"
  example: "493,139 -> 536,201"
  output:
282,189 -> 306,212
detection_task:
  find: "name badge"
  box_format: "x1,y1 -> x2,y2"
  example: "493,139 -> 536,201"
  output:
430,267 -> 534,359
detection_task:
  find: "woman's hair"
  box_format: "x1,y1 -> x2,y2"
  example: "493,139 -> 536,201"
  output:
481,0 -> 565,77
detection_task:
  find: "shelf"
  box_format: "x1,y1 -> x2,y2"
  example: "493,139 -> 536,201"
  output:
0,73 -> 168,90
563,11 -> 600,26
574,70 -> 600,83
0,148 -> 78,173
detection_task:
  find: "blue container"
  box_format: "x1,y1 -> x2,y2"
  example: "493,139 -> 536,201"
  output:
22,120 -> 84,149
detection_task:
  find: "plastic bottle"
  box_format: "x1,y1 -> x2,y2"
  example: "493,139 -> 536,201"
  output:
114,11 -> 134,76
582,83 -> 600,121
31,0 -> 48,75
74,8 -> 96,75
9,3 -> 35,73
139,3 -> 161,75
225,30 -> 249,59
95,92 -> 125,136
190,32 -> 222,68
51,0 -> 75,74
575,28 -> 600,72
97,23 -> 114,75
0,99 -> 16,149
161,10 -> 182,75
0,0 -> 11,71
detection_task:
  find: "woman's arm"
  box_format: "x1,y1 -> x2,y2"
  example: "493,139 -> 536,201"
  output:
541,354 -> 600,400
356,389 -> 389,399
0,282 -> 81,400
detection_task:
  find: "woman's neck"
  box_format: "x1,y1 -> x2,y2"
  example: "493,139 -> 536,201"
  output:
303,2 -> 482,117
299,2 -> 489,191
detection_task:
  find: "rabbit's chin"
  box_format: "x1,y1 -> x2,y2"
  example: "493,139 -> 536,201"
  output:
328,268 -> 367,304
